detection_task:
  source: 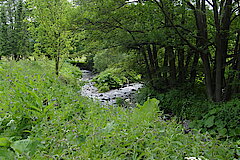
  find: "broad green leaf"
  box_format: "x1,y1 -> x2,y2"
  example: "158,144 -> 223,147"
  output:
204,116 -> 215,128
218,128 -> 227,136
10,139 -> 39,155
0,138 -> 11,147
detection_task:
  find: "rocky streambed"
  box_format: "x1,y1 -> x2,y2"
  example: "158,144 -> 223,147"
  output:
80,70 -> 143,106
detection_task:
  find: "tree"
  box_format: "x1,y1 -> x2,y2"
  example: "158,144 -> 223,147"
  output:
29,0 -> 73,75
0,0 -> 29,60
0,3 -> 8,59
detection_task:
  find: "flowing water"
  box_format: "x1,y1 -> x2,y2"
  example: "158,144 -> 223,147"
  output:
80,70 -> 143,106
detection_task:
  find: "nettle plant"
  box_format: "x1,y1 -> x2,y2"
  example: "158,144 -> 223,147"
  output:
0,60 -> 85,158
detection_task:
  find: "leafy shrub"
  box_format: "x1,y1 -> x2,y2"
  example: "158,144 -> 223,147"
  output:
137,86 -> 240,140
59,61 -> 82,85
190,99 -> 240,140
93,49 -> 128,72
136,86 -> 209,119
92,67 -> 141,92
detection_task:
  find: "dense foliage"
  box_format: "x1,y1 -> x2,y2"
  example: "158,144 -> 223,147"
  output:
0,0 -> 239,159
0,61 -> 238,159
136,86 -> 240,140
92,67 -> 141,92
74,0 -> 240,102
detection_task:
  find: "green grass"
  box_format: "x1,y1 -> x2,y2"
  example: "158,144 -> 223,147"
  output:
0,60 -> 238,159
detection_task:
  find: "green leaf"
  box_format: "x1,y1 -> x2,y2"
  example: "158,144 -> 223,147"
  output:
209,108 -> 217,115
218,128 -> 227,136
103,121 -> 115,133
10,139 -> 39,155
0,148 -> 15,160
28,105 -> 42,113
204,116 -> 215,128
0,138 -> 11,147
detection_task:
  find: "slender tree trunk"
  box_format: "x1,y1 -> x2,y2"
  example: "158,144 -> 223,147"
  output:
152,44 -> 160,78
166,46 -> 176,87
215,34 -> 223,101
178,47 -> 185,83
147,44 -> 156,75
193,0 -> 214,100
201,53 -> 214,99
213,0 -> 232,102
190,51 -> 199,83
141,46 -> 153,84
184,48 -> 193,79
163,48 -> 168,84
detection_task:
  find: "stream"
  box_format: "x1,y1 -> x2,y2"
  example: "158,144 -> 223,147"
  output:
79,70 -> 191,130
80,70 -> 143,106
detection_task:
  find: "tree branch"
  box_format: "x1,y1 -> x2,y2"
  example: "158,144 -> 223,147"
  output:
152,0 -> 201,52
206,0 -> 214,7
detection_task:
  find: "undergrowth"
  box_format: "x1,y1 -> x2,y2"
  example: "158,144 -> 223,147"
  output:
136,86 -> 240,141
0,60 -> 238,159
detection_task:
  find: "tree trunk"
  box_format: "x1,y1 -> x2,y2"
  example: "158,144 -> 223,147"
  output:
213,0 -> 233,102
147,44 -> 156,75
184,48 -> 194,79
224,30 -> 240,100
163,48 -> 169,84
190,51 -> 199,83
201,53 -> 214,100
166,46 -> 176,87
194,0 -> 214,100
141,46 -> 153,84
178,47 -> 185,83
152,44 -> 160,78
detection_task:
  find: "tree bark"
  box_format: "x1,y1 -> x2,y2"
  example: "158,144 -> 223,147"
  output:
147,44 -> 156,75
194,0 -> 214,100
163,48 -> 169,84
141,46 -> 153,84
213,0 -> 233,102
152,44 -> 160,78
190,50 -> 199,83
224,30 -> 240,100
178,47 -> 185,83
167,46 -> 176,87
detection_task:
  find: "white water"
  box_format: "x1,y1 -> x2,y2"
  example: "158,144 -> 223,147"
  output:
80,70 -> 143,106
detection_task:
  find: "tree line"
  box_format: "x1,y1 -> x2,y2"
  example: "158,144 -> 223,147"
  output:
0,0 -> 239,102
75,0 -> 240,102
